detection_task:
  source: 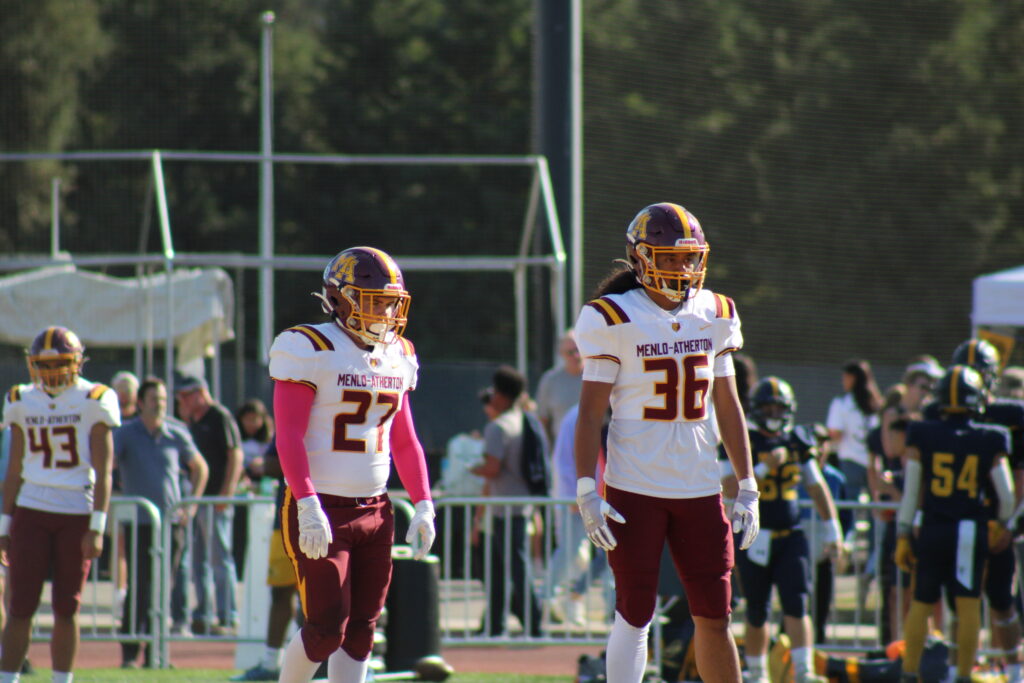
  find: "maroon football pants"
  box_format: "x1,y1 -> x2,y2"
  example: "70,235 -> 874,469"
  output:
8,506 -> 91,618
282,490 -> 394,662
605,487 -> 734,625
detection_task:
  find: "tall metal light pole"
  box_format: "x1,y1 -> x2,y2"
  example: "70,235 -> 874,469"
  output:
259,11 -> 275,365
536,0 -> 583,325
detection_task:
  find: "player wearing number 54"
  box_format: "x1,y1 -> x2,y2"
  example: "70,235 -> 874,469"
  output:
268,246 -> 435,683
573,203 -> 757,683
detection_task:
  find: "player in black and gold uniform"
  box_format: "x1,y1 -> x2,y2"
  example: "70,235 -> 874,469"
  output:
896,364 -> 1014,683
928,339 -> 1024,680
724,377 -> 842,683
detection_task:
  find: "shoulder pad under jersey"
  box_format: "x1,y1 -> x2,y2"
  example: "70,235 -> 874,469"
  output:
712,293 -> 737,319
282,324 -> 335,353
5,385 -> 24,404
88,383 -> 111,400
584,296 -> 631,326
397,336 -> 416,357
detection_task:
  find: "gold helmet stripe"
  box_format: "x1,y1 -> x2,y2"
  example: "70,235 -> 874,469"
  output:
361,246 -> 400,285
950,365 -> 962,408
769,377 -> 780,398
967,341 -> 977,366
43,326 -> 56,350
669,204 -> 693,240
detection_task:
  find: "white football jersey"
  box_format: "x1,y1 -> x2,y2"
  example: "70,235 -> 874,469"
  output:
3,377 -> 121,513
268,322 -> 419,497
575,287 -> 743,499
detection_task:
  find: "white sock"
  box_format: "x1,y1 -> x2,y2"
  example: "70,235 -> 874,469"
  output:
327,649 -> 369,683
791,646 -> 812,681
605,611 -> 649,683
0,673 -> 18,683
278,631 -> 321,683
52,672 -> 72,683
745,654 -> 768,680
262,646 -> 284,670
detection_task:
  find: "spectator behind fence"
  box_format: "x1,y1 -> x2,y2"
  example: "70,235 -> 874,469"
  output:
111,371 -> 140,420
0,326 -> 120,682
114,377 -> 209,667
109,370 -> 140,616
826,359 -> 883,504
535,330 -> 583,445
175,374 -> 243,636
471,365 -> 545,637
233,398 -> 275,580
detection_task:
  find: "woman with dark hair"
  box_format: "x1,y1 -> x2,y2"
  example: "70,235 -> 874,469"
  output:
826,359 -> 882,503
236,398 -> 274,479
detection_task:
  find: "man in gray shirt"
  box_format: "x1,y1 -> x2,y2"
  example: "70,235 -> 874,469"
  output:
471,366 -> 543,636
114,377 -> 208,668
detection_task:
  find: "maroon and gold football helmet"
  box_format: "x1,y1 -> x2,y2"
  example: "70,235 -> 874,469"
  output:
26,326 -> 85,394
314,246 -> 411,345
625,202 -> 709,302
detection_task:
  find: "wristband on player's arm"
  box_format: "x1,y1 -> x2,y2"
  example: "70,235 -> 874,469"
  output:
89,511 -> 107,534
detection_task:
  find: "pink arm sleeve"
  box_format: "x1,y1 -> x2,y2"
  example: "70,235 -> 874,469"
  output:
272,380 -> 317,500
390,393 -> 431,504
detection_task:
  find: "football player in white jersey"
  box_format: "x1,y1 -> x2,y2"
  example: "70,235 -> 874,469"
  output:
0,326 -> 120,683
269,246 -> 436,683
574,203 -> 759,683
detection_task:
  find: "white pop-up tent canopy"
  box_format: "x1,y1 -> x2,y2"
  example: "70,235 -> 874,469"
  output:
0,264 -> 234,368
972,265 -> 1024,328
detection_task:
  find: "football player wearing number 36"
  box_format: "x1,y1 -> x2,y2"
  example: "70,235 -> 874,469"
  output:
574,203 -> 758,683
269,247 -> 435,683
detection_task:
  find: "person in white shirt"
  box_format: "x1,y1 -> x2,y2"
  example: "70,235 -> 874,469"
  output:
825,358 -> 883,503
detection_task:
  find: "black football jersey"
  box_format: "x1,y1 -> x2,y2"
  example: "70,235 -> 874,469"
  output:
906,417 -> 1010,523
750,427 -> 817,531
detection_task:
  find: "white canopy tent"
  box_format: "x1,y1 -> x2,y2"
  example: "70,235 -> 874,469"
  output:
972,265 -> 1024,328
0,264 -> 234,381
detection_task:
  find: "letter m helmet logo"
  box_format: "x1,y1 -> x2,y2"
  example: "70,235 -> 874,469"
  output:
331,255 -> 359,284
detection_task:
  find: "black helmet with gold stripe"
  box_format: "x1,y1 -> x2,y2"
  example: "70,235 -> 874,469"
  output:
750,376 -> 797,434
936,364 -> 986,416
951,338 -> 1000,393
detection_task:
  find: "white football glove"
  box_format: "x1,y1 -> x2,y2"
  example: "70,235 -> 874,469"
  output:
577,477 -> 625,552
731,485 -> 760,551
295,495 -> 332,560
406,500 -> 436,561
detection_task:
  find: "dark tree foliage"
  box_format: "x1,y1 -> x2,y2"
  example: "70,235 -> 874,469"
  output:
1,0 -> 1023,368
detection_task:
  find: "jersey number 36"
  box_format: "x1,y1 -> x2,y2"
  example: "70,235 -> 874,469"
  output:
643,354 -> 710,421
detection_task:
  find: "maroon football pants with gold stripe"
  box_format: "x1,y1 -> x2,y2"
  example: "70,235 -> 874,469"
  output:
282,490 -> 394,662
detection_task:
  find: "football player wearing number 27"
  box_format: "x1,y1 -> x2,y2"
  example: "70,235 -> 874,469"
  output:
574,203 -> 758,683
269,246 -> 435,683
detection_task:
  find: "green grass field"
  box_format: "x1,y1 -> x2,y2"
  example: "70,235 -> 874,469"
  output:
62,671 -> 569,683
